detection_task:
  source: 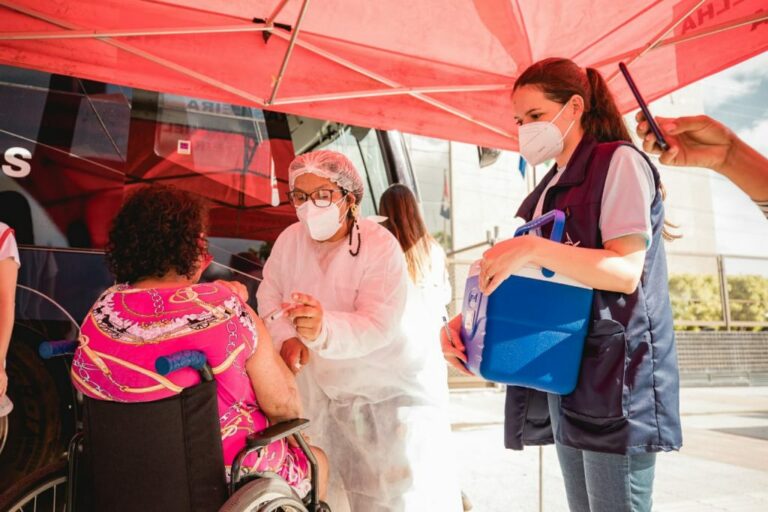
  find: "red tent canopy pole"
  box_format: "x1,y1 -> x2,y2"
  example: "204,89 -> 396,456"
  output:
114,44 -> 267,106
1,0 -> 513,139
271,84 -> 515,106
267,0 -> 311,105
657,11 -> 768,48
606,0 -> 707,83
0,24 -> 272,40
266,0 -> 291,27
571,1 -> 664,63
591,10 -> 768,71
2,0 -> 764,150
270,30 -> 515,138
1,0 -> 270,107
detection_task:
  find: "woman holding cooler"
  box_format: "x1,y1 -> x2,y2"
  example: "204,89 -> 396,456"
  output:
442,58 -> 681,512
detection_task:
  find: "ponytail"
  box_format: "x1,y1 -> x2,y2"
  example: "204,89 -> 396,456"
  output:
584,67 -> 632,143
658,183 -> 682,241
584,67 -> 679,240
583,67 -> 680,240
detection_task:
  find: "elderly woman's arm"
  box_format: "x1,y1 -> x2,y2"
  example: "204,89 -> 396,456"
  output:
256,234 -> 299,350
245,312 -> 303,422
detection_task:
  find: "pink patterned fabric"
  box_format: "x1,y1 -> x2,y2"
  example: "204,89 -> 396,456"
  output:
72,282 -> 310,494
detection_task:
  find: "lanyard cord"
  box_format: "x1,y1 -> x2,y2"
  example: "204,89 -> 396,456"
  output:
348,218 -> 361,256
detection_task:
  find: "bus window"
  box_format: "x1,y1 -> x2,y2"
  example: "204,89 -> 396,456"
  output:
356,128 -> 390,213
0,66 -> 129,248
129,90 -> 297,243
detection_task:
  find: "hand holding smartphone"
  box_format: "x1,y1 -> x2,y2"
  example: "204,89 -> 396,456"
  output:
619,62 -> 669,152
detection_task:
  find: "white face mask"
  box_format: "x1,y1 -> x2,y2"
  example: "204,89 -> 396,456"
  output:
518,101 -> 576,166
296,197 -> 348,241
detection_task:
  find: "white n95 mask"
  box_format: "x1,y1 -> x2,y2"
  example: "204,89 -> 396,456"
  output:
296,198 -> 346,241
518,101 -> 576,166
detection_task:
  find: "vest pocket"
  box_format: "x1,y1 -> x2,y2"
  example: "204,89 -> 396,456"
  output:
560,319 -> 628,427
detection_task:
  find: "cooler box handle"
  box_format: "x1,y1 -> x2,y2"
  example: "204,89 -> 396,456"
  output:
513,210 -> 566,278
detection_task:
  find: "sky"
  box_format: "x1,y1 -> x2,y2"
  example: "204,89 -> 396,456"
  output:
698,52 -> 768,157
654,51 -> 768,262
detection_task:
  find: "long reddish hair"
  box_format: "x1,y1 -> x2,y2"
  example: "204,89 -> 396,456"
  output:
514,58 -> 631,143
379,184 -> 434,282
514,58 -> 679,240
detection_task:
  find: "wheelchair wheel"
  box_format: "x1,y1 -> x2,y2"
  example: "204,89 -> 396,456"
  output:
220,478 -> 309,512
314,502 -> 332,512
0,414 -> 8,455
3,462 -> 67,512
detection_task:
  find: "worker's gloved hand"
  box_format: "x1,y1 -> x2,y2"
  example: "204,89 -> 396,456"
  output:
287,293 -> 324,342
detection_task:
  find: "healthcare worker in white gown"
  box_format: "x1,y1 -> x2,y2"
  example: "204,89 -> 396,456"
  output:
257,150 -> 461,512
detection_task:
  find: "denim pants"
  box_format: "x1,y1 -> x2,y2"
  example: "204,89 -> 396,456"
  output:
547,394 -> 657,512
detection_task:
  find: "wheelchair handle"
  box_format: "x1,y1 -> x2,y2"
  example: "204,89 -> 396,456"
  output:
39,340 -> 78,359
155,350 -> 208,376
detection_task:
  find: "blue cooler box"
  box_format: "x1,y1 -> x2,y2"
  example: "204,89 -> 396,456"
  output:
460,211 -> 593,395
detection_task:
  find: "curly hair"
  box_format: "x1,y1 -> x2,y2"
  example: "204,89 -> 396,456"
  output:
106,185 -> 208,284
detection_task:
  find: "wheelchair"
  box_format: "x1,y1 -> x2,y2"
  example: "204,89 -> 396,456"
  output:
31,340 -> 330,512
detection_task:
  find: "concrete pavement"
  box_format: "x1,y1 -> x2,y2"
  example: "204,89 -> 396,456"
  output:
449,387 -> 768,512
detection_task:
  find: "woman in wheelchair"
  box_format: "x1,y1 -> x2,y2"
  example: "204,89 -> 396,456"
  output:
70,185 -> 328,504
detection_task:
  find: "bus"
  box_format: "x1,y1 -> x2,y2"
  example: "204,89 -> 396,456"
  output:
0,64 -> 417,509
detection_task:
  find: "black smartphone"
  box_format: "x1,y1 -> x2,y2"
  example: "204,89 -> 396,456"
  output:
619,62 -> 669,152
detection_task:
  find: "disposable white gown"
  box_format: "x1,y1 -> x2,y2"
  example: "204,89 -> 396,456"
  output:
257,219 -> 461,512
397,241 -> 462,510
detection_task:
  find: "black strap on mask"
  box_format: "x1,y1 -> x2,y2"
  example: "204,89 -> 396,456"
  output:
348,218 -> 361,257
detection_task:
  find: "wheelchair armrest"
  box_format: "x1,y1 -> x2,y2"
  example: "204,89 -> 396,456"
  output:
246,418 -> 310,448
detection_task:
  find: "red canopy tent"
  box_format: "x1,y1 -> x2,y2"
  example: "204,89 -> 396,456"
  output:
1,0 -> 765,151
0,1 -> 766,244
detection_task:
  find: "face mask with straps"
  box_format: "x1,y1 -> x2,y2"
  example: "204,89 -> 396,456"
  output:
518,99 -> 577,166
295,190 -> 362,256
347,205 -> 361,256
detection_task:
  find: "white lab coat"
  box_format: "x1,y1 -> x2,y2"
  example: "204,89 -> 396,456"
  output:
257,219 -> 461,512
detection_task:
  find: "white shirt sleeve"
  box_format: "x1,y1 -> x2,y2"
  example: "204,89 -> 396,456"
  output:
599,146 -> 655,247
0,225 -> 20,267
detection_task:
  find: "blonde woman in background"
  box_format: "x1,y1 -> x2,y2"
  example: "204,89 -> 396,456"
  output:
379,183 -> 463,511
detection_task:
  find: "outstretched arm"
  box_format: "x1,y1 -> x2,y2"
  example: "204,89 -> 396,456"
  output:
636,113 -> 768,202
245,306 -> 303,422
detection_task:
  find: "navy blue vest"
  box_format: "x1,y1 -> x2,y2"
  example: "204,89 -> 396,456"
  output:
504,137 -> 682,455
